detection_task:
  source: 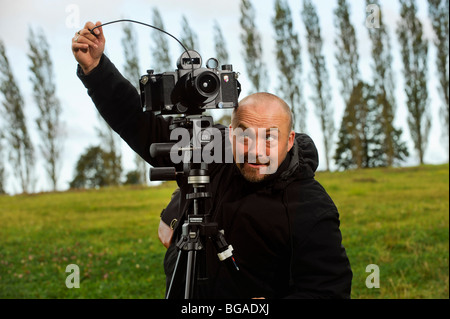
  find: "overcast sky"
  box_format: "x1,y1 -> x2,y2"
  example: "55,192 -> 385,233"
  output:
0,0 -> 447,194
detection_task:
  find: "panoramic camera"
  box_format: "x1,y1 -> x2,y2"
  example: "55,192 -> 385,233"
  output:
139,50 -> 241,115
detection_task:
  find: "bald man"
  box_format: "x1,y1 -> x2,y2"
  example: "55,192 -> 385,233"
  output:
73,21 -> 352,299
230,93 -> 295,182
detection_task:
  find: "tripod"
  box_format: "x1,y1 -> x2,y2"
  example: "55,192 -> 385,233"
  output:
149,115 -> 239,299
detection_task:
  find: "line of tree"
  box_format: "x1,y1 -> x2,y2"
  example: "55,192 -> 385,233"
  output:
0,40 -> 36,193
0,0 -> 448,192
0,25 -> 64,194
272,0 -> 306,133
333,0 -> 409,169
427,0 -> 449,151
301,0 -> 335,171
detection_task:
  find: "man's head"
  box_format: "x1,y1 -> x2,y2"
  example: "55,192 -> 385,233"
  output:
229,92 -> 295,182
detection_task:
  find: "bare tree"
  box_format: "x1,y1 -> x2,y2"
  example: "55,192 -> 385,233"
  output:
151,8 -> 172,72
427,0 -> 449,154
122,22 -> 148,184
27,27 -> 63,191
0,132 -> 6,194
239,0 -> 269,93
213,20 -> 229,64
334,0 -> 360,104
366,0 -> 409,167
397,0 -> 430,164
302,0 -> 335,169
0,39 -> 35,193
180,15 -> 200,52
272,0 -> 305,132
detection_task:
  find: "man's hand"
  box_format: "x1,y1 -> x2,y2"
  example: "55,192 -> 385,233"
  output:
158,219 -> 174,249
71,21 -> 105,75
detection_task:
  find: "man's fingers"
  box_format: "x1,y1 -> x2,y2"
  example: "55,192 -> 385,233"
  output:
83,21 -> 103,37
80,21 -> 102,39
72,21 -> 104,74
83,21 -> 97,32
92,21 -> 105,44
72,42 -> 89,51
79,21 -> 105,47
94,21 -> 103,35
74,31 -> 99,49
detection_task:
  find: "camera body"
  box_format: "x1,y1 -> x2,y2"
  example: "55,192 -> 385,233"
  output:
140,50 -> 240,115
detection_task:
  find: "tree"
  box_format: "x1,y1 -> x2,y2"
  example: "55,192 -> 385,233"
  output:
212,20 -> 234,127
213,20 -> 229,65
335,80 -> 409,170
0,39 -> 36,193
121,22 -> 141,90
124,170 -> 141,185
301,0 -> 335,170
151,8 -> 172,72
95,119 -> 123,186
334,82 -> 380,169
180,15 -> 199,52
397,0 -> 430,164
121,22 -> 148,185
0,133 -> 6,194
27,27 -> 63,191
239,0 -> 269,93
427,0 -> 449,152
69,145 -> 119,189
272,0 -> 305,132
333,0 -> 360,104
366,0 -> 409,167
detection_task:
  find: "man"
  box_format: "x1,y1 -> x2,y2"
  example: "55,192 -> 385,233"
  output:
72,21 -> 352,298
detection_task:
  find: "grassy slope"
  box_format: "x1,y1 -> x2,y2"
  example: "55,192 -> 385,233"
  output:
316,164 -> 449,298
0,165 -> 448,299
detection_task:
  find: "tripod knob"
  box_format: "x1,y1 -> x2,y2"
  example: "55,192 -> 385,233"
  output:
149,167 -> 176,181
186,192 -> 211,200
187,168 -> 209,184
150,143 -> 176,157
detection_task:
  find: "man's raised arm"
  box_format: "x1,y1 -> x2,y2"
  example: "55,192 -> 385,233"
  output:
72,21 -> 174,167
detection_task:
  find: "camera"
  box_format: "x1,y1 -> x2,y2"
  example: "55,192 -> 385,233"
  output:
139,50 -> 241,115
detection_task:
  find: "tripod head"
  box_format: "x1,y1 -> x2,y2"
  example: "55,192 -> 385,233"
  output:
149,115 -> 214,182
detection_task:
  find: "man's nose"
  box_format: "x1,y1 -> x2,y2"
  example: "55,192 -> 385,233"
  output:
248,135 -> 269,164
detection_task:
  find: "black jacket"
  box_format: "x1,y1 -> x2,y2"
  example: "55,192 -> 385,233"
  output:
78,54 -> 353,299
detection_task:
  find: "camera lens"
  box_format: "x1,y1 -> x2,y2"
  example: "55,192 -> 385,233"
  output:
196,72 -> 219,96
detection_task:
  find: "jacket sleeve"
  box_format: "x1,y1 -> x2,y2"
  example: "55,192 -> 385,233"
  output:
160,187 -> 182,227
285,181 -> 353,299
77,54 -> 174,168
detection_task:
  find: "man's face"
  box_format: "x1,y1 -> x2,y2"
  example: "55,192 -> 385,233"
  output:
229,97 -> 295,183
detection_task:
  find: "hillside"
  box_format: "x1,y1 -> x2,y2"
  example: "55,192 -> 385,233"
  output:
0,164 -> 448,298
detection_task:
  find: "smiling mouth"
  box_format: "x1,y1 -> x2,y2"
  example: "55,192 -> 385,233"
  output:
245,162 -> 268,168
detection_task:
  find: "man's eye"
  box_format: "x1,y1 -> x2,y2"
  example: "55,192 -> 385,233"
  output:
266,135 -> 276,142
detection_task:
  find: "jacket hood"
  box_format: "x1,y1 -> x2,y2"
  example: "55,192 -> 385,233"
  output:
279,133 -> 319,182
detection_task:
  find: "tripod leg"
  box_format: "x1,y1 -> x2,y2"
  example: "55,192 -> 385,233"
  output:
185,250 -> 197,299
166,249 -> 184,299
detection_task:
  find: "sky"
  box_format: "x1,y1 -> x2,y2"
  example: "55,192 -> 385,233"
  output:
0,0 -> 447,194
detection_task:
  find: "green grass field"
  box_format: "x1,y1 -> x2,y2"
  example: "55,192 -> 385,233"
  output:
0,164 -> 448,299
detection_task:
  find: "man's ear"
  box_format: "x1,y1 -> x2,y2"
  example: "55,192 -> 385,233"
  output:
228,124 -> 233,144
287,130 -> 295,151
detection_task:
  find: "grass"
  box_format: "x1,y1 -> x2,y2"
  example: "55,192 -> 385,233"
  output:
316,164 -> 449,299
0,164 -> 448,299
